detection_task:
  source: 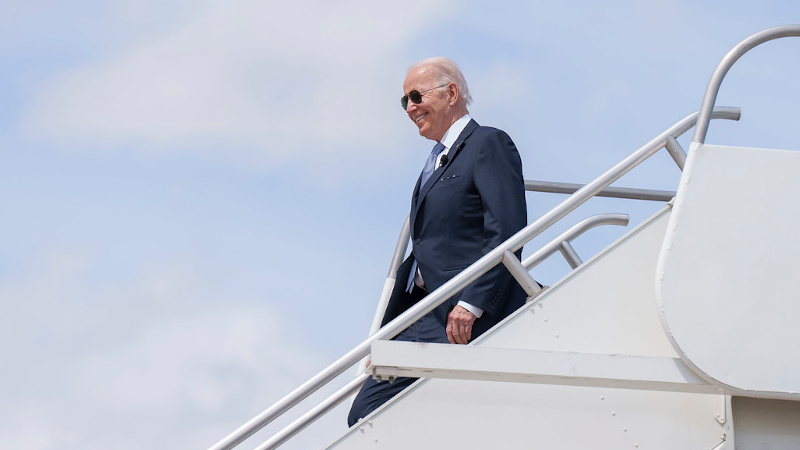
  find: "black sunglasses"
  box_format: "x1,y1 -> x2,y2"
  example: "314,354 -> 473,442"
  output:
401,83 -> 449,110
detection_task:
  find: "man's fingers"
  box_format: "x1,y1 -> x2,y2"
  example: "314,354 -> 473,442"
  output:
452,323 -> 470,345
447,305 -> 477,345
462,324 -> 472,343
447,322 -> 464,344
458,324 -> 471,344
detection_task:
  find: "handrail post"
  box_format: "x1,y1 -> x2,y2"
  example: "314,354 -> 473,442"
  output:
369,216 -> 410,335
357,217 -> 411,375
691,25 -> 800,148
559,241 -> 583,269
664,136 -> 687,170
502,250 -> 542,298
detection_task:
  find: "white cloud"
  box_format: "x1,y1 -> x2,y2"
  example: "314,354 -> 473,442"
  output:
20,0 -> 457,169
80,309 -> 301,409
0,248 -> 341,450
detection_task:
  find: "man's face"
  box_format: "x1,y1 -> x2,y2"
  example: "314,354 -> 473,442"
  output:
403,66 -> 453,142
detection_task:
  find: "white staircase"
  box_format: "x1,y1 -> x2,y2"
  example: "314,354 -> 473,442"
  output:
329,139 -> 800,449
330,206 -> 730,450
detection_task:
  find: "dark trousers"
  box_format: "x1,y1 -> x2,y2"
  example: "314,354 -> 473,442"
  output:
347,308 -> 449,426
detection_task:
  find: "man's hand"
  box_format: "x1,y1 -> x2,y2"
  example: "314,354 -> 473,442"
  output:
447,305 -> 477,345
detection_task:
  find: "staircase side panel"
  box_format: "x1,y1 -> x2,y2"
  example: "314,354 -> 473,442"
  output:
656,144 -> 800,398
477,206 -> 676,357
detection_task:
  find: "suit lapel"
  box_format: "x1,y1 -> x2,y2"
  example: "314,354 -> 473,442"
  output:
412,119 -> 479,220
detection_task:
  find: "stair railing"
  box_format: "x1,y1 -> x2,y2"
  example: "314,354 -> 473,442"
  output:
524,180 -> 676,202
692,25 -> 800,149
254,212 -> 629,450
206,106 -> 740,450
358,183 -> 652,374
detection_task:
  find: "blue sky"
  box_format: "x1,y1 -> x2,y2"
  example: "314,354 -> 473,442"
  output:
2,1 -> 800,449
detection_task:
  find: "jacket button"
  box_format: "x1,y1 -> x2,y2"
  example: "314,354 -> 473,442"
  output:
414,239 -> 420,244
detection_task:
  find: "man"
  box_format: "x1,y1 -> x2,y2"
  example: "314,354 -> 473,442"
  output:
347,57 -> 528,426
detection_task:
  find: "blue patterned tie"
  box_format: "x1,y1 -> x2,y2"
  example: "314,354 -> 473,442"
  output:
406,142 -> 447,293
420,142 -> 446,187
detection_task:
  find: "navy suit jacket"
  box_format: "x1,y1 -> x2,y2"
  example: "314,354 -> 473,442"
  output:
381,119 -> 528,339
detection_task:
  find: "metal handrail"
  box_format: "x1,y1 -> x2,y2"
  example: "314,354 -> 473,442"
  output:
692,25 -> 800,148
499,213 -> 628,299
371,182 -> 664,338
524,180 -> 676,202
358,181 -> 658,374
360,181 -> 653,373
521,213 -> 629,271
354,218 -> 411,375
254,374 -> 369,450
366,217 -> 410,338
254,213 -> 627,450
206,107 -> 740,450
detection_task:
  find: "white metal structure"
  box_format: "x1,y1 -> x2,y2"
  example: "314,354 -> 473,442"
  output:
657,144 -> 800,400
207,25 -> 800,450
334,208 -> 729,450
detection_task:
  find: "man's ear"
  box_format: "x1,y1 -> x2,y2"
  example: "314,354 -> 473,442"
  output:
447,82 -> 459,106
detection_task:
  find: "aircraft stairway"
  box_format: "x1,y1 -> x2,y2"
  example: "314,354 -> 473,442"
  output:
330,205 -> 731,450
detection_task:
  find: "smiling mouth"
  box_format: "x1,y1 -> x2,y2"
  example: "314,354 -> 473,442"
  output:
415,113 -> 427,124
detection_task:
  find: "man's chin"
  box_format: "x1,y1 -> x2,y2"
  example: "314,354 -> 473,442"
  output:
417,127 -> 433,140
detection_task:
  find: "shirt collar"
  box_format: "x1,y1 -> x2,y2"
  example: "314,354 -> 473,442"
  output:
438,114 -> 471,151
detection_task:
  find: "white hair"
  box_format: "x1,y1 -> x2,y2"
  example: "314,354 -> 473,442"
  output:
408,57 -> 473,106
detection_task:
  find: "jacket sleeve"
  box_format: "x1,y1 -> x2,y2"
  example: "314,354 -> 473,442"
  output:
458,128 -> 527,316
